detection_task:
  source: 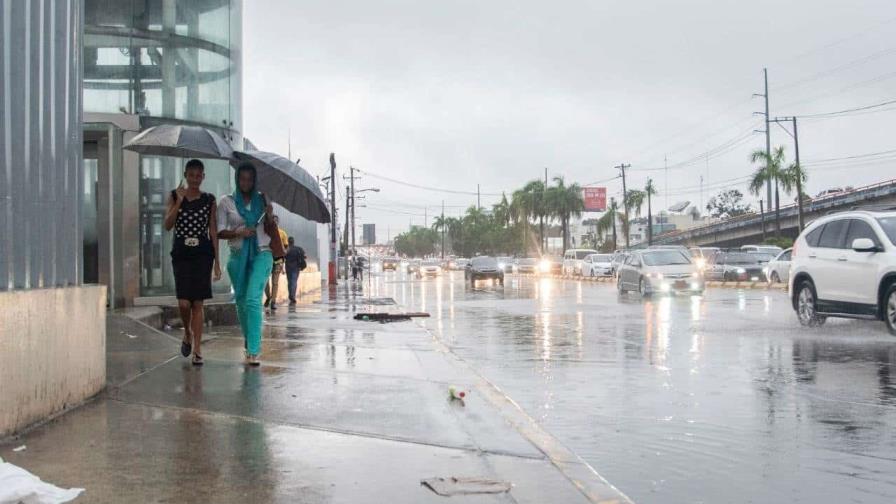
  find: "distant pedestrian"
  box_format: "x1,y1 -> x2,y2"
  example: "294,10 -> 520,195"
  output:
218,163 -> 280,366
351,256 -> 363,281
264,215 -> 290,311
163,159 -> 221,366
284,237 -> 306,304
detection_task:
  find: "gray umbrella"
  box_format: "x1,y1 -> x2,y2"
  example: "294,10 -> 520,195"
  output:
231,150 -> 331,223
123,124 -> 233,159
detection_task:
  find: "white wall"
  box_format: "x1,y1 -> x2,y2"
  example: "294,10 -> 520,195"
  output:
0,286 -> 107,437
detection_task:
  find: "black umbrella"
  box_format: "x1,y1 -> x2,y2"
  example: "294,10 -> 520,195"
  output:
231,150 -> 331,223
123,124 -> 233,159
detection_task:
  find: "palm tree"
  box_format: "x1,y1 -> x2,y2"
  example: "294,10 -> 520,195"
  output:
782,161 -> 808,231
522,180 -> 547,252
492,193 -> 511,228
645,179 -> 657,245
749,146 -> 788,236
545,176 -> 586,252
622,189 -> 645,245
432,215 -> 449,258
596,198 -> 621,251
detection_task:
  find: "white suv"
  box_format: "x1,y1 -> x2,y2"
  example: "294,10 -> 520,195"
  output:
789,209 -> 896,334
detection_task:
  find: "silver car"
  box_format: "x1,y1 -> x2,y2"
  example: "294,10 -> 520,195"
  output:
764,248 -> 792,284
617,249 -> 704,295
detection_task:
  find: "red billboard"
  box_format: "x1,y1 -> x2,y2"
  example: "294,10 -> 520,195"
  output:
583,187 -> 607,212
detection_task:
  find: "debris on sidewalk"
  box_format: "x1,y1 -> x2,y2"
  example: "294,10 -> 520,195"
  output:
354,312 -> 430,323
448,386 -> 466,400
12,445 -> 26,452
421,476 -> 511,496
0,457 -> 84,504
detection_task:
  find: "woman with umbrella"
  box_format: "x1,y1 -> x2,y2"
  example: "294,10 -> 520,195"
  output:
217,163 -> 277,366
163,159 -> 222,366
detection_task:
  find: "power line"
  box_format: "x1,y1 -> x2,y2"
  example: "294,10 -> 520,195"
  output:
795,98 -> 896,118
355,168 -> 503,196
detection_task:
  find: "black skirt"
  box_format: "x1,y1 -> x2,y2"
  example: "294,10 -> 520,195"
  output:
172,255 -> 214,301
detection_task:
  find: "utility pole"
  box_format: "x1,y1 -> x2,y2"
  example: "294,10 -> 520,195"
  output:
763,68 -> 772,213
477,184 -> 481,210
544,167 -> 548,252
759,199 -> 766,240
664,154 -> 668,211
424,206 -> 428,228
699,175 -> 704,212
328,154 -> 337,285
350,166 -> 356,257
615,163 -> 630,248
771,116 -> 805,231
440,200 -> 445,259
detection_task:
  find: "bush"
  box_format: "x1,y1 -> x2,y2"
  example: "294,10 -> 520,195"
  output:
762,237 -> 793,249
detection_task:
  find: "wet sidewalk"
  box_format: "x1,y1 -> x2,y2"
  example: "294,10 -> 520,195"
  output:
0,284 -> 630,503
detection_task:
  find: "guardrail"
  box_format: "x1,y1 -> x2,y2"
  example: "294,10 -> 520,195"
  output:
651,178 -> 896,245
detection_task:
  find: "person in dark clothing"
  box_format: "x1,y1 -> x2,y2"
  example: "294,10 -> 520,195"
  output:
163,159 -> 221,366
284,237 -> 306,304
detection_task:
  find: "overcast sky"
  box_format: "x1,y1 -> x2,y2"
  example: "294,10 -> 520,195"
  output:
244,0 -> 896,239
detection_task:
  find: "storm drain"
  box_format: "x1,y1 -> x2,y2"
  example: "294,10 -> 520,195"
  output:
421,477 -> 512,496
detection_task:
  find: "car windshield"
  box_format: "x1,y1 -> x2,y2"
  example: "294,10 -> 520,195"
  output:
575,250 -> 596,259
472,257 -> 497,267
750,253 -> 775,262
497,257 -> 512,262
877,217 -> 896,245
590,254 -> 612,262
642,250 -> 691,266
519,258 -> 536,265
422,260 -> 440,266
721,253 -> 760,265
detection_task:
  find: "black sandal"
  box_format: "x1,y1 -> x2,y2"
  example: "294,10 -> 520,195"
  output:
192,353 -> 204,366
181,339 -> 192,357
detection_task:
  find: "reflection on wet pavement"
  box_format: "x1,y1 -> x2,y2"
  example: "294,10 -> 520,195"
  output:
374,270 -> 896,504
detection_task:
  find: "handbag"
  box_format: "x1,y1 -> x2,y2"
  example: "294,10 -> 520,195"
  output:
260,193 -> 287,259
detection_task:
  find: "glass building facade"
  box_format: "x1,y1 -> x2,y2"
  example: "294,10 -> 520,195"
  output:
83,0 -> 242,299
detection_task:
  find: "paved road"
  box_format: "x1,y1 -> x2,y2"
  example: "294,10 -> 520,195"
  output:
372,270 -> 896,504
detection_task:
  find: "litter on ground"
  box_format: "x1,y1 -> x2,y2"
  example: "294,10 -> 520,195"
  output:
421,476 -> 511,496
0,457 -> 84,504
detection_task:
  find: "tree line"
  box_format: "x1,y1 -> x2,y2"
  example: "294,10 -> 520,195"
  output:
392,145 -> 807,257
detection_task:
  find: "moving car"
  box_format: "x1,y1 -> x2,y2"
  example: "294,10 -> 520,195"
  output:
789,209 -> 896,334
765,248 -> 792,284
705,251 -> 766,282
581,253 -> 613,277
740,244 -> 783,256
516,257 -> 538,274
496,256 -> 514,273
689,247 -> 720,270
452,258 -> 470,270
381,256 -> 400,271
562,248 -> 599,275
465,256 -> 504,286
417,259 -> 442,278
539,255 -> 563,275
406,259 -> 421,274
616,249 -> 703,295
610,252 -> 630,276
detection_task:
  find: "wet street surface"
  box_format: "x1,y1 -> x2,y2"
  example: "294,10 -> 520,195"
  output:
370,271 -> 896,504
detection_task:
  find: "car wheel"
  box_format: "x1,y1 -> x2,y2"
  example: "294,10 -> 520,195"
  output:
590,269 -> 595,277
884,284 -> 896,336
617,278 -> 625,294
771,271 -> 780,284
639,277 -> 651,297
796,281 -> 826,327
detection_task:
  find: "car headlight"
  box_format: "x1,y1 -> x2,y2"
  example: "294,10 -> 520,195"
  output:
736,268 -> 746,274
691,272 -> 701,278
498,262 -> 506,270
695,258 -> 706,269
649,273 -> 664,279
539,259 -> 551,272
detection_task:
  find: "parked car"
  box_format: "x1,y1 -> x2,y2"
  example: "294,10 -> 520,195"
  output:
790,209 -> 896,334
706,251 -> 767,282
616,249 -> 703,295
496,256 -> 514,273
562,248 -> 598,275
406,259 -> 421,274
381,256 -> 399,271
765,248 -> 792,284
740,244 -> 783,256
452,258 -> 470,270
581,253 -> 613,277
466,256 -> 504,286
516,257 -> 538,274
539,255 -> 563,275
417,259 -> 442,278
610,252 -> 630,276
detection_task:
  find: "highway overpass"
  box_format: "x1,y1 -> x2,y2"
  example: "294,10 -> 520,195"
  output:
652,178 -> 896,247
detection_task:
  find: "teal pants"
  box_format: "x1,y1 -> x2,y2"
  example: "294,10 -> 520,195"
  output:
227,249 -> 273,356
